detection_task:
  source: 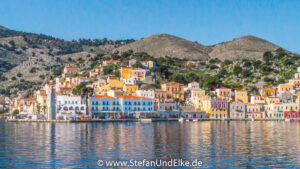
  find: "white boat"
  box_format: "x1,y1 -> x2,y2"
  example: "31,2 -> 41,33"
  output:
185,119 -> 190,122
193,119 -> 198,122
285,118 -> 290,122
178,117 -> 184,122
251,117 -> 255,121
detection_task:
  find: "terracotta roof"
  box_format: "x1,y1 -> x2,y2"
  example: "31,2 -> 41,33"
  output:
92,95 -> 115,99
65,67 -> 78,69
23,98 -> 33,101
125,84 -> 137,87
219,87 -> 230,90
119,95 -> 149,99
235,89 -> 246,92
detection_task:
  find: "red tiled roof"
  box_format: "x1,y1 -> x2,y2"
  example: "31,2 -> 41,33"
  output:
66,67 -> 79,70
119,95 -> 149,99
92,95 -> 115,99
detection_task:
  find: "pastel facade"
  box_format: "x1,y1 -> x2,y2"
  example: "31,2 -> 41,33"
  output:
135,90 -> 155,99
202,97 -> 228,119
250,95 -> 265,104
62,66 -> 80,78
119,96 -> 154,118
191,89 -> 206,110
235,89 -> 248,103
265,103 -> 284,119
89,95 -> 121,118
121,67 -> 133,79
161,81 -> 185,100
216,87 -> 231,98
122,77 -> 136,85
123,84 -> 138,94
132,68 -> 146,81
266,97 -> 280,104
188,82 -> 199,89
128,59 -> 136,67
56,95 -> 86,116
155,90 -> 168,101
277,84 -> 294,95
155,100 -> 179,118
229,101 -> 246,119
260,87 -> 275,97
103,60 -> 120,66
245,104 -> 264,119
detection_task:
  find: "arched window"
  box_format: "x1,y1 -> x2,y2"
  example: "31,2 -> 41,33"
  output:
69,106 -> 74,110
80,106 -> 85,110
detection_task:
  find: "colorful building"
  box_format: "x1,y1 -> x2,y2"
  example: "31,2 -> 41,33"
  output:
245,104 -> 264,119
191,89 -> 206,110
123,84 -> 138,94
121,67 -> 133,79
201,97 -> 228,119
265,103 -> 284,119
119,95 -> 154,118
229,101 -> 246,119
188,82 -> 199,89
103,60 -> 120,66
161,81 -> 186,100
235,89 -> 248,103
216,87 -> 232,98
132,68 -> 146,81
260,86 -> 275,97
277,84 -> 293,95
266,97 -> 280,104
89,95 -> 122,119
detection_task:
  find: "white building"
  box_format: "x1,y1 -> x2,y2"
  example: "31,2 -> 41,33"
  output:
155,100 -> 180,118
135,90 -> 155,99
56,95 -> 86,116
188,82 -> 199,89
122,77 -> 136,85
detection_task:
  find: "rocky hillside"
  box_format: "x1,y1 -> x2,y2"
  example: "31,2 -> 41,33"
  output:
115,34 -> 212,60
209,35 -> 280,60
116,34 -> 287,61
0,26 -> 134,97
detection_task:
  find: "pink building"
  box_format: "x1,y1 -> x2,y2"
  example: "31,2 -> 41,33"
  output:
132,68 -> 146,80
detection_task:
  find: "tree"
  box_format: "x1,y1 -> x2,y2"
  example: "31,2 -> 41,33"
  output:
233,65 -> 242,76
103,64 -> 114,75
37,103 -> 41,114
42,105 -> 47,114
17,73 -> 22,77
263,51 -> 273,63
12,109 -> 19,116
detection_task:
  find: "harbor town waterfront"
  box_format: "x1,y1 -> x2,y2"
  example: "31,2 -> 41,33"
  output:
2,1 -> 300,168
0,121 -> 300,168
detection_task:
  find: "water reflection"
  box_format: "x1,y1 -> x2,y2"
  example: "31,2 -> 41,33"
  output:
0,121 -> 299,168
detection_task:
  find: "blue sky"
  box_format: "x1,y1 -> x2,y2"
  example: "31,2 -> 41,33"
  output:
0,0 -> 299,53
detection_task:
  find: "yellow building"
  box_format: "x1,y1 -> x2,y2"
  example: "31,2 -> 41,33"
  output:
107,77 -> 124,89
284,103 -> 299,111
121,67 -> 133,79
277,84 -> 293,95
260,86 -> 275,97
201,97 -> 228,119
191,89 -> 206,110
235,89 -> 248,103
147,61 -> 155,69
246,104 -> 264,119
123,84 -> 138,94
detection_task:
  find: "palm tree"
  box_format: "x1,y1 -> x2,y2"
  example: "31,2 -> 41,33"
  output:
37,103 -> 41,115
42,105 -> 47,115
